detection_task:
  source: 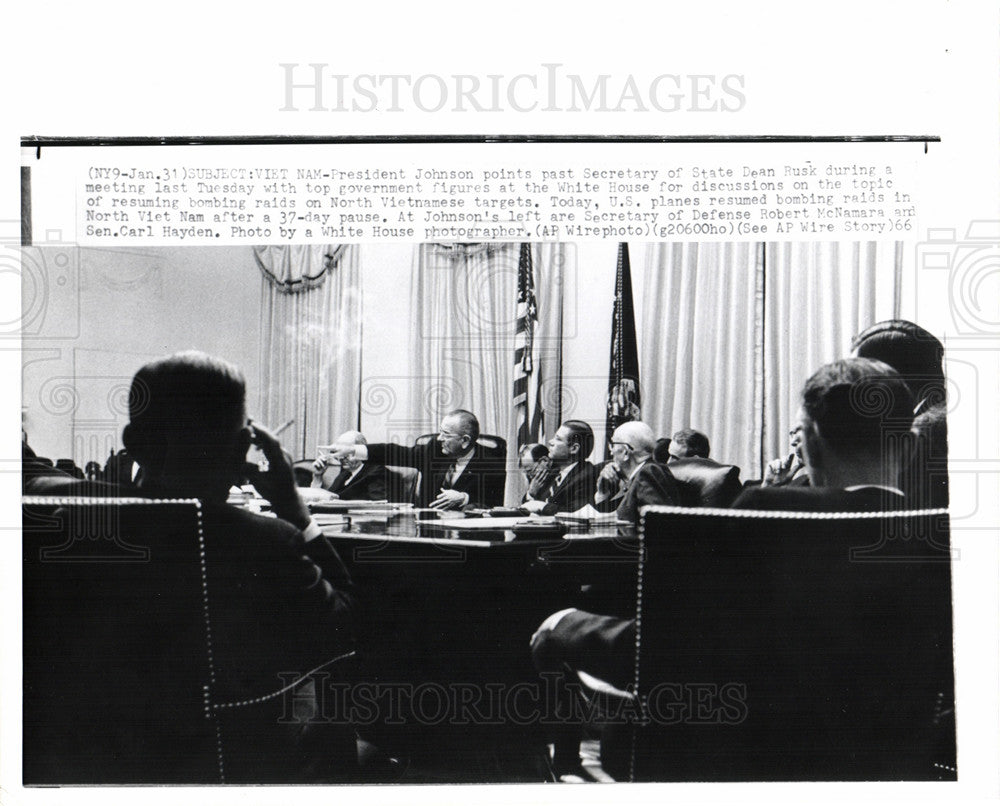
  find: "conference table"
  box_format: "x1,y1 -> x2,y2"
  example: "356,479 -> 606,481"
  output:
309,502 -> 640,752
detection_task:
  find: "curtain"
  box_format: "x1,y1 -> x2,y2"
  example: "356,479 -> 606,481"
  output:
640,240 -> 902,479
640,242 -> 763,477
257,245 -> 362,460
254,244 -> 346,291
762,241 -> 902,470
409,243 -> 519,439
409,242 -> 572,505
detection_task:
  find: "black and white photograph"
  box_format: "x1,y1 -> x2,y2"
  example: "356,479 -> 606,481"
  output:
19,239 -> 957,783
4,2 -> 999,804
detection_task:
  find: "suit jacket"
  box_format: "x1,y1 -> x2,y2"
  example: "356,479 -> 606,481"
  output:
102,449 -> 140,488
904,404 -> 948,508
524,461 -> 598,515
732,485 -> 908,512
365,440 -> 505,509
531,609 -> 635,690
319,461 -> 387,501
616,460 -> 680,525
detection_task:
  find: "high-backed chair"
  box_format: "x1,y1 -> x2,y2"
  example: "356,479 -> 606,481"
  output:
665,457 -> 742,508
292,459 -> 316,487
54,459 -> 84,479
623,505 -> 955,782
22,496 -> 357,784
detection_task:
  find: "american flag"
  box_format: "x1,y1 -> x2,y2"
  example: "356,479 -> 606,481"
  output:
605,242 -> 641,457
513,242 -> 539,448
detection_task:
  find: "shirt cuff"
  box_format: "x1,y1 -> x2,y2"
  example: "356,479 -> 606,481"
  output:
301,517 -> 324,542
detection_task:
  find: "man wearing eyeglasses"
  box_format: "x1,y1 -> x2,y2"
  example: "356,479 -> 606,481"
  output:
596,421 -> 679,525
332,409 -> 504,510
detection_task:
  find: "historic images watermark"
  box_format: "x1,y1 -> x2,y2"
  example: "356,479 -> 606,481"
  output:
279,64 -> 746,114
277,673 -> 748,728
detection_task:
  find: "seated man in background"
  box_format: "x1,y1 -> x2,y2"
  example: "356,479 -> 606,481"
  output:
594,421 -> 679,525
660,427 -> 743,507
521,420 -> 598,514
333,409 -> 504,510
667,427 -> 711,461
112,351 -> 358,781
532,357 -> 920,776
851,319 -> 948,507
518,442 -> 550,484
312,430 -> 387,500
734,357 -> 914,511
762,424 -> 809,487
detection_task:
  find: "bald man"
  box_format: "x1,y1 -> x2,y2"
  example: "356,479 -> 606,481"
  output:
312,430 -> 388,501
604,421 -> 680,525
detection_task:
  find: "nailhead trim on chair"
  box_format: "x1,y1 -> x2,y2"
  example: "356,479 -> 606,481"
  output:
628,505 -> 952,783
211,652 -> 357,710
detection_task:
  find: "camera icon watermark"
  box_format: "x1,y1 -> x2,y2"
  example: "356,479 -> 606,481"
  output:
1,222 -> 80,340
916,221 -> 1000,336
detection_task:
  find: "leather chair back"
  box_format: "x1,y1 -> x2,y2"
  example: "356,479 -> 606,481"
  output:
627,505 -> 955,782
666,457 -> 742,507
22,496 -> 357,784
23,497 -> 218,783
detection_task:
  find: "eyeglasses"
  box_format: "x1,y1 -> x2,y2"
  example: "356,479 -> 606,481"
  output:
610,441 -> 634,451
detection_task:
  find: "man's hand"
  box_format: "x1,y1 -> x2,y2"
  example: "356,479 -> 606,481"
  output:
312,456 -> 328,476
244,421 -> 311,531
763,452 -> 802,487
429,488 -> 469,510
595,463 -> 624,502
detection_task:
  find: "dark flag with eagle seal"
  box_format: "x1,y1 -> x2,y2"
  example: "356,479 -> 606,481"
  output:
605,242 -> 641,458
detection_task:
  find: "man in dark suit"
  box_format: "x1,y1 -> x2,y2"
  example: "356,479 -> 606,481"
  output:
734,357 -> 915,512
521,420 -> 598,515
311,430 -> 387,500
532,358 -> 919,777
851,318 -> 948,508
25,351 -> 359,782
333,409 -> 504,510
595,421 -> 679,526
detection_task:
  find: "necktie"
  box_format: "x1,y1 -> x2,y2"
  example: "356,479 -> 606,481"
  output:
330,467 -> 352,493
442,462 -> 457,489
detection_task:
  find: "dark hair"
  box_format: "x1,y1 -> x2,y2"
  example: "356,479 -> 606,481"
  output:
561,420 -> 595,460
671,428 -> 710,459
652,437 -> 672,464
801,357 -> 914,450
519,442 -> 549,463
446,409 -> 480,443
851,320 -> 945,408
127,350 -> 246,449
